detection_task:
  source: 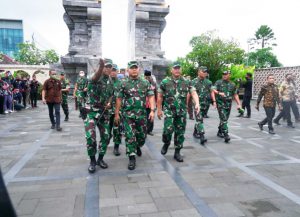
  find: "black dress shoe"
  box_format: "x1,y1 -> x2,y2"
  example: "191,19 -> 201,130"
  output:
269,129 -> 275,134
243,115 -> 251,118
287,124 -> 295,128
51,125 -> 55,129
136,147 -> 142,157
224,134 -> 231,143
161,144 -> 169,155
97,159 -> 108,169
147,132 -> 154,136
273,120 -> 281,125
203,115 -> 209,118
113,146 -> 121,156
258,123 -> 263,130
56,127 -> 62,131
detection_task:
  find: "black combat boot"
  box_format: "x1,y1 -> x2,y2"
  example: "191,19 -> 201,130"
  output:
200,134 -> 207,145
51,124 -> 55,129
113,144 -> 120,156
161,143 -> 170,155
174,149 -> 184,162
96,154 -> 108,169
136,147 -> 142,157
268,129 -> 275,134
193,128 -> 201,139
217,129 -> 224,138
224,133 -> 230,143
64,114 -> 69,121
88,156 -> 96,173
258,122 -> 264,130
128,156 -> 136,170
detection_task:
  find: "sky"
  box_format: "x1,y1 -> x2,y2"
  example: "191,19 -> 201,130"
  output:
1,0 -> 300,67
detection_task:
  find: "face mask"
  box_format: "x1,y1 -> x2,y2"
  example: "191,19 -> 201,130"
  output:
50,75 -> 59,80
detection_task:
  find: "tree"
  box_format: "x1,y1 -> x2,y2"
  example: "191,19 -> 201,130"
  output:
247,48 -> 282,68
252,25 -> 277,49
15,42 -> 59,65
186,31 -> 245,82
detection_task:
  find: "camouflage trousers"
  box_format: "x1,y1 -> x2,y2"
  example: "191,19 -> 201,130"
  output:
217,103 -> 232,134
162,115 -> 186,150
108,114 -> 122,145
123,116 -> 147,156
61,95 -> 69,116
194,103 -> 210,134
84,110 -> 110,156
76,92 -> 86,111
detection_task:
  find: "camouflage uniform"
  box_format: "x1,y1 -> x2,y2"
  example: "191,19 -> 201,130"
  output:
192,77 -> 212,135
158,77 -> 195,150
117,77 -> 154,156
75,76 -> 88,113
84,75 -> 114,157
61,79 -> 70,119
213,79 -> 237,134
108,77 -> 122,147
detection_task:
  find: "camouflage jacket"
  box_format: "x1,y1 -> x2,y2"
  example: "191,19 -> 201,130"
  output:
117,77 -> 154,118
158,76 -> 195,117
213,79 -> 237,105
61,79 -> 70,97
257,83 -> 280,108
76,77 -> 88,92
192,77 -> 212,104
110,77 -> 121,114
86,75 -> 114,111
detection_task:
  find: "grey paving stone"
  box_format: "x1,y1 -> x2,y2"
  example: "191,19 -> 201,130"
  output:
154,197 -> 193,211
16,199 -> 39,215
100,206 -> 119,217
119,203 -> 158,215
141,211 -> 171,217
72,194 -> 85,217
170,208 -> 202,217
210,203 -> 246,217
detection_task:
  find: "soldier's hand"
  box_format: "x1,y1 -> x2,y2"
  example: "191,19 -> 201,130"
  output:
212,101 -> 217,109
149,111 -> 155,122
255,105 -> 259,111
42,99 -> 46,104
157,109 -> 163,120
278,105 -> 283,111
194,104 -> 200,114
219,92 -> 225,97
99,58 -> 104,68
114,114 -> 120,125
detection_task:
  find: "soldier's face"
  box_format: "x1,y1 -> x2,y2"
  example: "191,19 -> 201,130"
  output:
172,67 -> 181,78
103,65 -> 112,76
267,76 -> 275,84
222,74 -> 230,81
128,66 -> 139,78
110,70 -> 117,78
198,70 -> 206,79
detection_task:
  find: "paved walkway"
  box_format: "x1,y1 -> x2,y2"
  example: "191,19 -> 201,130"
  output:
1,100 -> 300,217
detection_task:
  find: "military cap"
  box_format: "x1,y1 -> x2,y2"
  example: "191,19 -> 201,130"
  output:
104,58 -> 113,67
198,66 -> 208,72
172,62 -> 181,68
128,60 -> 138,68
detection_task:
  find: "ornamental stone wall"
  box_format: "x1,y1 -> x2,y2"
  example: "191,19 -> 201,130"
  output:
253,66 -> 300,97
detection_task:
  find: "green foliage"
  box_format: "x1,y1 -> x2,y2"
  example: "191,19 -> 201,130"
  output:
175,57 -> 197,78
226,64 -> 255,84
15,42 -> 59,65
251,25 -> 277,49
185,31 -> 245,82
13,70 -> 30,79
247,48 -> 282,68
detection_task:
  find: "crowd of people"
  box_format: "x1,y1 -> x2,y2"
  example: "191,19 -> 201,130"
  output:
2,61 -> 299,172
0,71 -> 40,114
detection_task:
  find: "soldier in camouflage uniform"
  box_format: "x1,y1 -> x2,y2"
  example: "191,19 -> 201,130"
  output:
191,66 -> 212,145
211,70 -> 242,143
73,71 -> 88,118
108,64 -> 122,156
84,59 -> 114,173
114,61 -> 155,170
157,62 -> 200,162
60,73 -> 70,121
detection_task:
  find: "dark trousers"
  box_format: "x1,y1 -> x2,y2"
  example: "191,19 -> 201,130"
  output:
22,92 -> 27,108
30,92 -> 38,107
261,106 -> 276,130
47,103 -> 61,127
242,95 -> 251,116
146,108 -> 154,133
0,95 -> 4,114
274,101 -> 293,125
188,99 -> 194,119
291,99 -> 300,120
